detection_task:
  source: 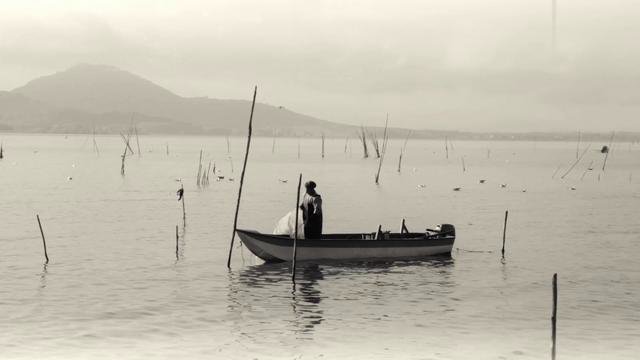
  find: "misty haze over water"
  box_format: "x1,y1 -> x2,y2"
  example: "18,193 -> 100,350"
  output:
2,0 -> 640,132
1,1 -> 640,360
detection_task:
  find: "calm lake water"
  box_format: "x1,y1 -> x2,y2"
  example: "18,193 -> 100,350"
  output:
1,133 -> 639,359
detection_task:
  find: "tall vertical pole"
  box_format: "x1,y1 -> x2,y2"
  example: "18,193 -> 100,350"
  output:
501,210 -> 509,258
175,225 -> 179,260
375,116 -> 389,184
292,174 -> 303,281
120,133 -> 130,176
551,273 -> 558,360
180,184 -> 186,228
196,149 -> 203,187
36,215 -> 49,264
134,125 -> 142,157
227,86 -> 257,268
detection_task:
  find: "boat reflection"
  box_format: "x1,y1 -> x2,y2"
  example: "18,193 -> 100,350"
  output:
291,264 -> 325,338
227,256 -> 455,339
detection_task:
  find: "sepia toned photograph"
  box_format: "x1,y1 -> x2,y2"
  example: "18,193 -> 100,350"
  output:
1,1 -> 638,359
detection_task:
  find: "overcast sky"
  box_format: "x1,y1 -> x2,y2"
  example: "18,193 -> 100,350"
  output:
1,0 -> 640,132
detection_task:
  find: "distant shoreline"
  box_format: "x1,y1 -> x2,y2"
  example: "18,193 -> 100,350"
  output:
1,129 -> 639,143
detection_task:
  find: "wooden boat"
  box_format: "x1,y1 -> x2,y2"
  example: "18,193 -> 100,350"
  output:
236,224 -> 455,262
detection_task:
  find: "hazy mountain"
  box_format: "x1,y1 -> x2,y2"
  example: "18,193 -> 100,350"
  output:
2,64 -> 638,141
9,64 -> 352,136
0,90 -> 202,134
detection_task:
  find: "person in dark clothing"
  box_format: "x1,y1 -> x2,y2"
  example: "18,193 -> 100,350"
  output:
300,181 -> 323,239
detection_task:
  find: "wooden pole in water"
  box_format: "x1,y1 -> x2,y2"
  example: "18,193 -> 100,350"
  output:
227,86 -> 257,268
205,161 -> 212,185
120,132 -> 132,176
321,133 -> 325,159
120,132 -> 135,155
398,131 -> 411,173
36,214 -> 49,264
0,141 -> 4,159
180,184 -> 186,227
166,143 -> 169,156
196,149 -> 203,187
551,273 -> 558,360
134,125 -> 142,157
461,156 -> 466,172
297,137 -> 301,160
175,225 -> 179,260
402,130 -> 412,151
445,137 -> 449,159
371,131 -> 381,158
226,135 -> 230,154
375,116 -> 389,184
501,210 -> 508,258
120,142 -> 128,176
560,144 -> 591,179
359,126 -> 369,158
292,173 -> 302,281
92,127 -> 100,157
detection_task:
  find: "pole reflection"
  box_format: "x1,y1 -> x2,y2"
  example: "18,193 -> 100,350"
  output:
227,256 -> 456,341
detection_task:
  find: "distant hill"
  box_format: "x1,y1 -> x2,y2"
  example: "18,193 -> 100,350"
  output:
2,64 -> 639,142
8,64 -> 353,136
0,90 -> 200,134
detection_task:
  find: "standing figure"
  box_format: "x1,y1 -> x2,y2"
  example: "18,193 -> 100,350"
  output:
300,181 -> 323,239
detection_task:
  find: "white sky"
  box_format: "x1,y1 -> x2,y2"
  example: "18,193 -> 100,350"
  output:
1,0 -> 640,131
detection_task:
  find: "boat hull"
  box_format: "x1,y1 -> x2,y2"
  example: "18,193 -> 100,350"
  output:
236,229 -> 455,262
